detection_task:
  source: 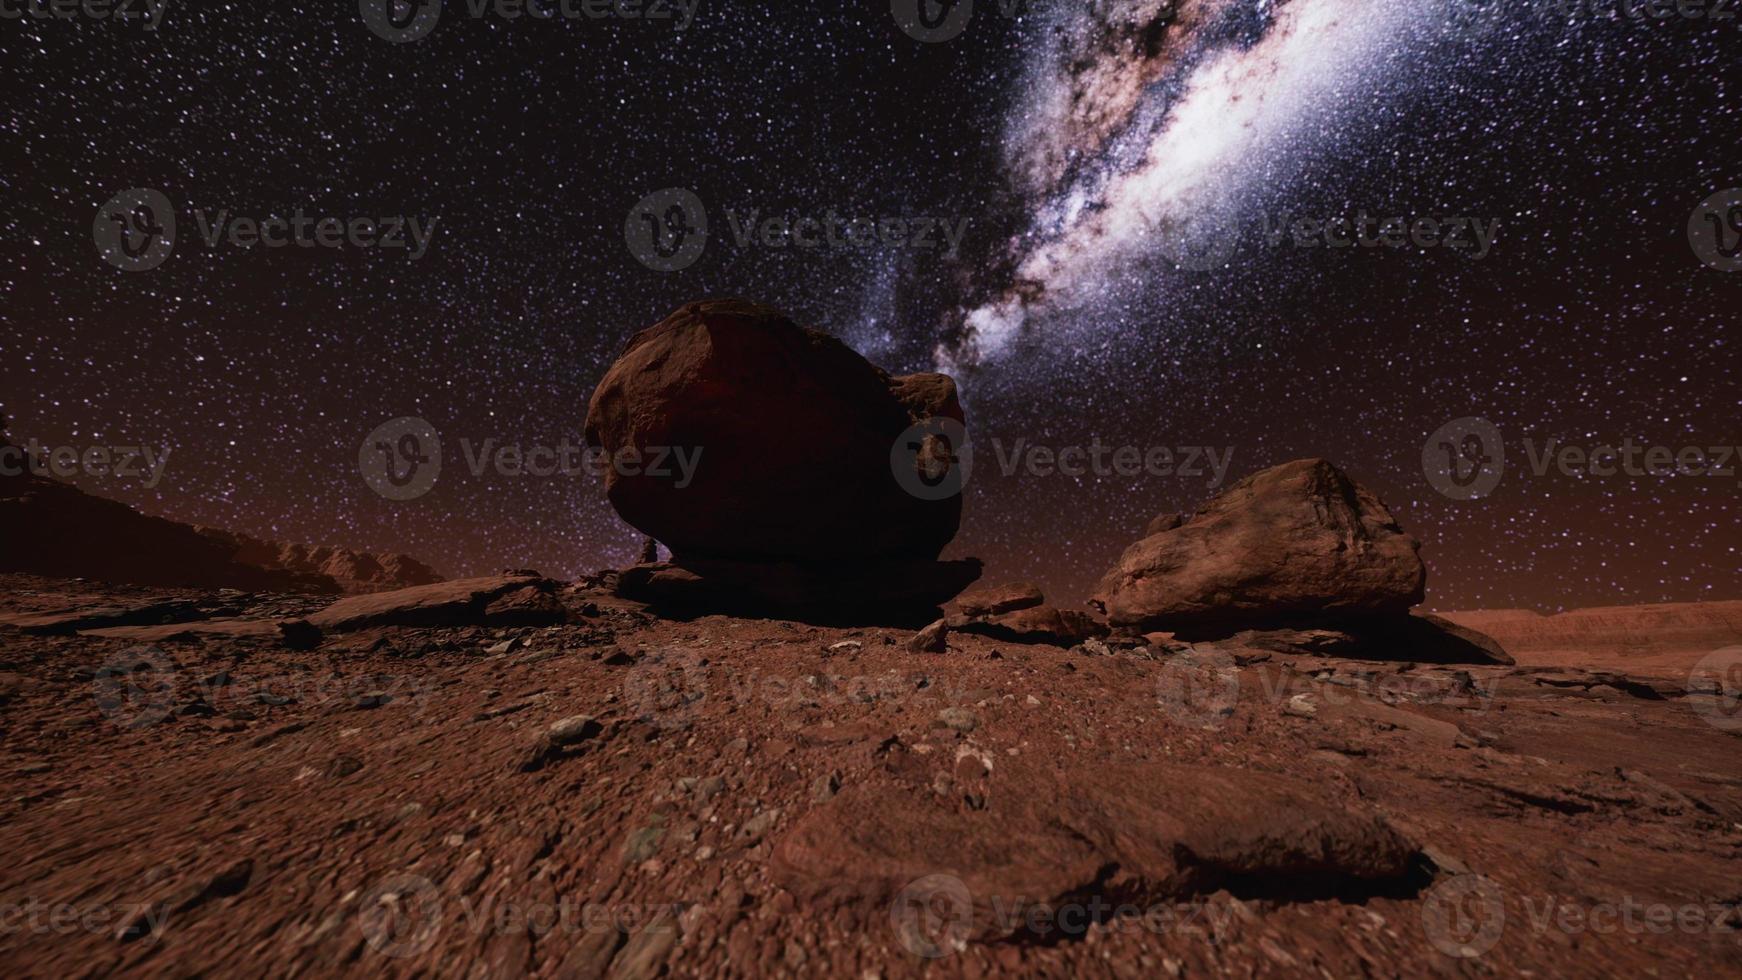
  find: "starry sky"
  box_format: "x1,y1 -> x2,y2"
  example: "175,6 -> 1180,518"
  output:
3,0 -> 1738,611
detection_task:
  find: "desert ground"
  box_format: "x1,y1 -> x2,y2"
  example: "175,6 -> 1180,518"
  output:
1,572 -> 1738,978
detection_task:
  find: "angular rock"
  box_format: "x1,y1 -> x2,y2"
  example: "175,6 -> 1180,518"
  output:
584,300 -> 966,562
909,619 -> 949,653
955,605 -> 1108,647
307,575 -> 552,631
482,585 -> 569,626
952,582 -> 1045,619
1093,459 -> 1425,632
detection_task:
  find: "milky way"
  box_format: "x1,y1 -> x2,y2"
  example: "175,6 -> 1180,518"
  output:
944,0 -> 1449,369
3,0 -> 1737,610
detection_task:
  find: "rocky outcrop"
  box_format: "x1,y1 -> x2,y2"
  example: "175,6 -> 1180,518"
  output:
584,300 -> 964,562
1092,459 -> 1509,664
1093,459 -> 1425,633
195,527 -> 443,594
306,574 -> 564,631
0,471 -> 328,593
0,429 -> 442,594
947,582 -> 1107,646
587,300 -> 979,621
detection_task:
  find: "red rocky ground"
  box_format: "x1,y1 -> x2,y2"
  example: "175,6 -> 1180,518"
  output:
1,573 -> 1739,977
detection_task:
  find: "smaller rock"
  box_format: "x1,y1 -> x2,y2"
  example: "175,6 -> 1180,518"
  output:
826,640 -> 863,654
937,708 -> 977,732
548,715 -> 603,746
1283,694 -> 1318,718
909,619 -> 949,654
953,582 -> 1046,618
485,636 -> 524,656
810,771 -> 841,802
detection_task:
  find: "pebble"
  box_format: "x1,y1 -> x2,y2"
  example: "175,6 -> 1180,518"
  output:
547,715 -> 602,746
1284,694 -> 1318,718
938,708 -> 978,732
909,619 -> 949,654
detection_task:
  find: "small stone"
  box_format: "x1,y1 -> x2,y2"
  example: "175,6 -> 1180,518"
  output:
740,808 -> 781,842
909,619 -> 949,654
937,708 -> 977,732
485,637 -> 524,656
1283,694 -> 1318,718
1024,695 -> 1041,707
810,771 -> 841,802
325,755 -> 365,779
694,845 -> 715,861
827,640 -> 863,654
547,715 -> 602,747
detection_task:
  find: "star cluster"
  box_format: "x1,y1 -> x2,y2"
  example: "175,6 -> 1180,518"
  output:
2,0 -> 1737,611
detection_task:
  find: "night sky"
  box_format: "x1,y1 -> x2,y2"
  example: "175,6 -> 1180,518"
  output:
3,0 -> 1738,611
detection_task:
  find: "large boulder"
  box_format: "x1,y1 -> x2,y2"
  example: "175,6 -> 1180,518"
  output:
1092,459 -> 1425,633
585,300 -> 964,562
